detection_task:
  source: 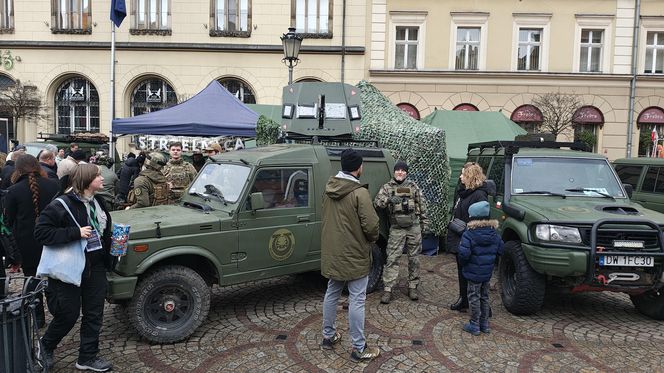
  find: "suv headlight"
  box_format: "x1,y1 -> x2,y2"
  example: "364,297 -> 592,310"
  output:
535,224 -> 582,243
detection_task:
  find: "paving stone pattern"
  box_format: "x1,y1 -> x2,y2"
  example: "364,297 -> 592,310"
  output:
33,254 -> 664,372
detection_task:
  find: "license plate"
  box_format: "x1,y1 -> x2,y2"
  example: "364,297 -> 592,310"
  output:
599,255 -> 654,267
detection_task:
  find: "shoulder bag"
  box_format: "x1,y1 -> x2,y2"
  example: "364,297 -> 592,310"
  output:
36,198 -> 88,287
447,217 -> 467,236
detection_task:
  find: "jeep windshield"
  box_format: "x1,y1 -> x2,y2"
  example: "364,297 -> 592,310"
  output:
511,157 -> 625,198
188,163 -> 249,204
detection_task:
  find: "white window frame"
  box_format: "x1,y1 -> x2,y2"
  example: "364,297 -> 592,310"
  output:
449,12 -> 489,70
511,13 -> 551,72
293,0 -> 331,34
53,0 -> 91,30
639,17 -> 664,75
133,0 -> 170,30
213,0 -> 250,32
573,15 -> 613,73
0,0 -> 13,30
388,11 -> 427,70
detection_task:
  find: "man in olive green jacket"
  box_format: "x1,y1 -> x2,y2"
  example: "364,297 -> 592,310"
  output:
320,148 -> 381,363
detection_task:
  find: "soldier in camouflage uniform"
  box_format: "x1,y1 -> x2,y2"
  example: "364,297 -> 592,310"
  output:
162,141 -> 197,201
126,152 -> 170,209
374,160 -> 429,304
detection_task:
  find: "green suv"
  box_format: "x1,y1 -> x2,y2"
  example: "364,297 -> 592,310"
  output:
613,157 -> 664,214
467,141 -> 664,319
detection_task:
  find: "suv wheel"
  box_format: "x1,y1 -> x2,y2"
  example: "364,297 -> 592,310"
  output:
128,265 -> 211,343
630,290 -> 664,320
499,241 -> 546,315
366,243 -> 385,293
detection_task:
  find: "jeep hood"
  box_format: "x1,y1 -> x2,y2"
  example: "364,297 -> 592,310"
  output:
509,196 -> 664,223
110,205 -> 222,240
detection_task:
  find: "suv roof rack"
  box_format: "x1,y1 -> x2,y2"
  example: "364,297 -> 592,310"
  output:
281,134 -> 380,148
468,140 -> 589,155
37,132 -> 112,144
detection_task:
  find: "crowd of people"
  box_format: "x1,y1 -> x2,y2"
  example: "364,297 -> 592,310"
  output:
0,139 -> 225,371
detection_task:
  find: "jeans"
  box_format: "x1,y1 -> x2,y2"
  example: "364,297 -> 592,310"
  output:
322,276 -> 368,351
467,280 -> 490,328
42,269 -> 107,362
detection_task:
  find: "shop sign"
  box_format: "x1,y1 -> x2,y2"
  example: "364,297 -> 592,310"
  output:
136,135 -> 224,151
637,107 -> 664,125
453,103 -> 479,111
1,50 -> 17,71
573,106 -> 604,125
511,104 -> 543,123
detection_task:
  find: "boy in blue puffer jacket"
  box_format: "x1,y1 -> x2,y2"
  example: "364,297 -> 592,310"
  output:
458,201 -> 504,336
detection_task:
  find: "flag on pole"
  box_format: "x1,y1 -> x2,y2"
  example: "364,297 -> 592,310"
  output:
652,127 -> 659,157
110,0 -> 127,27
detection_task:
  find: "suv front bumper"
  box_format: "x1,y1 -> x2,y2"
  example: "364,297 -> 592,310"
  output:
521,243 -> 588,277
106,272 -> 138,302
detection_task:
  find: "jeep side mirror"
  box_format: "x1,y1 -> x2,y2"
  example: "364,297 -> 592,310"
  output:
250,192 -> 265,211
623,184 -> 633,199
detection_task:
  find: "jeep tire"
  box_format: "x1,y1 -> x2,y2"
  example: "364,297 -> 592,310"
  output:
128,265 -> 211,343
367,243 -> 385,293
499,240 -> 546,315
630,290 -> 664,320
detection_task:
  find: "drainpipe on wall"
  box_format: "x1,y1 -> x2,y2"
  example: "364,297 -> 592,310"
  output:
626,0 -> 641,158
341,0 -> 346,83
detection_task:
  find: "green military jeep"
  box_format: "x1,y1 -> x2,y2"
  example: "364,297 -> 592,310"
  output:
613,157 -> 664,214
466,141 -> 664,319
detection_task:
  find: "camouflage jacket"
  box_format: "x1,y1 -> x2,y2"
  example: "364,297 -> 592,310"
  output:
129,168 -> 170,209
162,158 -> 197,200
374,178 -> 429,231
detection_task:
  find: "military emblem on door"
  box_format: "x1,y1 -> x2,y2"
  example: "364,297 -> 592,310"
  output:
269,229 -> 295,261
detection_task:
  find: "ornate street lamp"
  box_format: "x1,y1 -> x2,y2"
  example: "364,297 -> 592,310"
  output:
281,27 -> 303,85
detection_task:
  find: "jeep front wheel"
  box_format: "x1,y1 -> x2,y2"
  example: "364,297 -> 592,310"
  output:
499,240 -> 546,315
630,290 -> 664,320
367,243 -> 385,293
128,265 -> 211,343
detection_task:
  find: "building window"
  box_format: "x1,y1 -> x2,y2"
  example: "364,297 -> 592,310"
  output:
292,0 -> 331,36
395,26 -> 418,69
131,78 -> 178,117
511,104 -> 543,134
55,77 -> 99,135
455,27 -> 480,70
0,0 -> 13,32
211,0 -> 250,37
645,31 -> 664,74
579,29 -> 603,72
518,28 -> 542,71
454,103 -> 479,111
397,103 -> 420,120
217,78 -> 256,104
51,0 -> 92,33
131,0 -> 171,35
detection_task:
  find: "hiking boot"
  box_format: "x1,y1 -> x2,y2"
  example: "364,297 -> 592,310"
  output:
75,356 -> 113,372
320,331 -> 342,350
380,291 -> 392,304
37,338 -> 54,370
463,322 -> 480,336
350,344 -> 380,363
408,288 -> 419,301
480,323 -> 491,334
450,297 -> 468,312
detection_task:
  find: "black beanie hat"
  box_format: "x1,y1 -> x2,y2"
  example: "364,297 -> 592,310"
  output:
394,160 -> 408,172
341,148 -> 363,172
71,149 -> 87,161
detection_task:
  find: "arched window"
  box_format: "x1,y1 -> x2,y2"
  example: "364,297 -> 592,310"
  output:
510,104 -> 543,134
637,106 -> 664,156
0,73 -> 15,152
397,103 -> 420,120
572,105 -> 604,152
131,77 -> 178,116
55,77 -> 99,134
453,103 -> 479,111
217,77 -> 256,104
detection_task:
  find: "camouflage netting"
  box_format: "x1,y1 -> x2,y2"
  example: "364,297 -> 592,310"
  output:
255,115 -> 280,146
354,81 -> 451,236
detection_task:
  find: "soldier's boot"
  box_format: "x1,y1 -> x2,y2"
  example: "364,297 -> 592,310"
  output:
408,288 -> 419,301
380,291 -> 392,304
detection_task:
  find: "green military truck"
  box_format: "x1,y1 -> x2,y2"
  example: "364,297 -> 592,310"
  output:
466,141 -> 664,319
107,83 -> 394,343
613,157 -> 664,214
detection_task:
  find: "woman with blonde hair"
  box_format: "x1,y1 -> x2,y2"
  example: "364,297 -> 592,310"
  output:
35,163 -> 113,372
447,162 -> 491,312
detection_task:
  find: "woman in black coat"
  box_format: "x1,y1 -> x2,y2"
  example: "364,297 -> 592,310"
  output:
447,163 -> 490,311
34,163 -> 114,372
4,154 -> 60,325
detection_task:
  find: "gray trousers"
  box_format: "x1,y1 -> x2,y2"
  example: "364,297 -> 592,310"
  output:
322,276 -> 368,351
467,280 -> 490,328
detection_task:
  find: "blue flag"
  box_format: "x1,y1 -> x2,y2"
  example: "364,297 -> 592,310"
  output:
110,0 -> 127,27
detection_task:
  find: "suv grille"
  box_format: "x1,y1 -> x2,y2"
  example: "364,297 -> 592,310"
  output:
579,228 -> 661,250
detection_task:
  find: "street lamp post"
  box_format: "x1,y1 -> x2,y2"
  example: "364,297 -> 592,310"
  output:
281,27 -> 303,85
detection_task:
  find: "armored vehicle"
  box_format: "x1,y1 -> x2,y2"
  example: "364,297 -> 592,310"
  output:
107,83 -> 394,343
466,141 -> 664,319
613,157 -> 664,214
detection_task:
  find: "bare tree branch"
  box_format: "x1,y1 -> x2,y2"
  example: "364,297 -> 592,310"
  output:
532,92 -> 583,137
0,80 -> 48,123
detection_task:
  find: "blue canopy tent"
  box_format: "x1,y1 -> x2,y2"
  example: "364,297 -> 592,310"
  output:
112,80 -> 258,137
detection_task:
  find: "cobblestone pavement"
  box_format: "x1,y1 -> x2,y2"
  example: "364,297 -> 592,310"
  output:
30,254 -> 664,372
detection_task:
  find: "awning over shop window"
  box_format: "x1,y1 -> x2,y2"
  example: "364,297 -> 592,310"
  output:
453,103 -> 479,111
397,103 -> 420,120
573,105 -> 604,127
637,106 -> 664,126
510,104 -> 543,123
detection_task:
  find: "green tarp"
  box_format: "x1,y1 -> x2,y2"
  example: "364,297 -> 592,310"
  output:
422,110 -> 526,200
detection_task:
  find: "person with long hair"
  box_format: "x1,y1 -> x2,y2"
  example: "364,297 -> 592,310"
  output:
4,154 -> 60,326
35,164 -> 114,372
447,163 -> 491,312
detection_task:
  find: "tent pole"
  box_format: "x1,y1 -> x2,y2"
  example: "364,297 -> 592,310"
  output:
109,23 -> 116,160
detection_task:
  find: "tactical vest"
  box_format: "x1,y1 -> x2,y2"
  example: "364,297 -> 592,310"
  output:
127,178 -> 170,207
390,185 -> 418,228
165,162 -> 193,190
